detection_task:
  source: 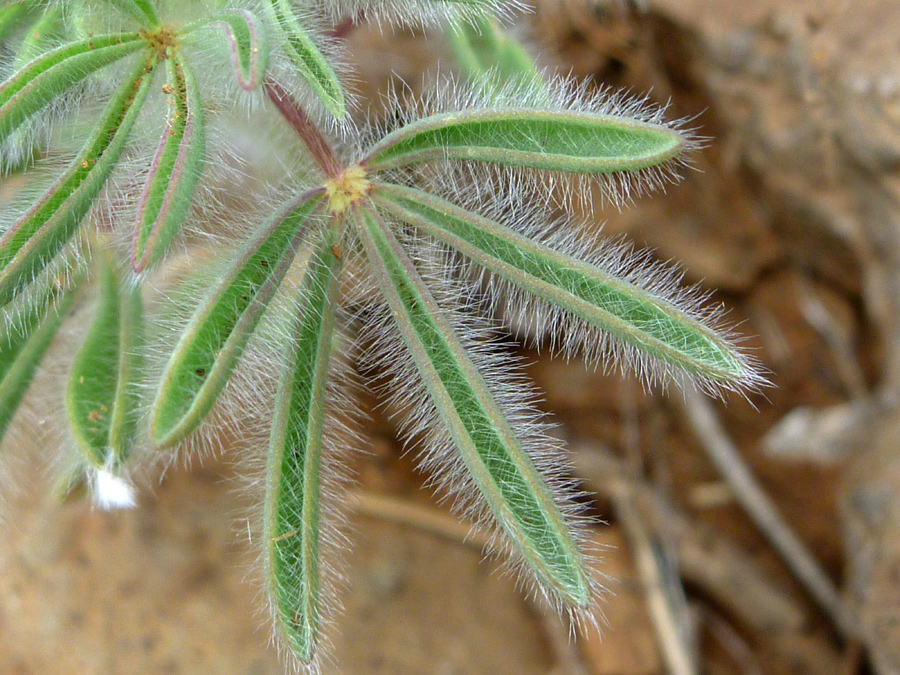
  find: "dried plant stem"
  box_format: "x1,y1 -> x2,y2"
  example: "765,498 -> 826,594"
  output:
611,483 -> 698,675
351,490 -> 490,549
263,79 -> 342,178
678,385 -> 855,637
574,447 -> 808,634
350,490 -> 590,675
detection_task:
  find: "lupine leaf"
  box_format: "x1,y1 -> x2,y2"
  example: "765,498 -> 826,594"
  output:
209,9 -> 269,91
0,32 -> 147,142
103,0 -> 160,27
66,252 -> 143,467
0,54 -> 157,308
265,232 -> 341,664
12,6 -> 63,70
447,13 -> 545,99
362,107 -> 685,174
0,2 -> 29,44
132,53 -> 205,272
264,0 -> 345,119
0,273 -> 80,444
151,190 -> 324,448
374,183 -> 751,385
355,206 -> 591,608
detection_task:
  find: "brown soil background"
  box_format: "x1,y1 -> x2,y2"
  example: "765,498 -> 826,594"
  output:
3,0 -> 900,673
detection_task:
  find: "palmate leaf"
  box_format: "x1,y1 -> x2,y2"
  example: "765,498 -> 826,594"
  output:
132,53 -> 205,272
151,189 -> 324,448
361,105 -> 685,174
66,251 -> 143,468
0,271 -> 80,444
355,205 -> 592,609
264,0 -> 345,119
0,53 -> 158,307
373,183 -> 753,388
209,9 -> 269,91
264,231 -> 341,665
0,32 -> 147,142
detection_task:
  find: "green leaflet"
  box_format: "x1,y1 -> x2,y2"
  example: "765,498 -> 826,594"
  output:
151,190 -> 323,448
355,206 -> 591,608
265,232 -> 341,664
208,9 -> 269,91
374,183 -> 750,385
0,273 -> 80,444
0,53 -> 157,308
446,13 -> 545,100
132,53 -> 205,272
66,252 -> 143,468
264,0 -> 344,119
0,32 -> 147,142
362,107 -> 685,174
12,6 -> 63,71
103,0 -> 160,27
0,2 -> 29,45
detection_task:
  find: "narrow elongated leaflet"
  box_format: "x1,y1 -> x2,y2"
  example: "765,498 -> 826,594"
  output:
103,0 -> 160,27
209,10 -> 269,91
12,8 -> 63,71
362,107 -> 684,174
66,253 -> 143,467
446,14 -> 545,101
375,184 -> 749,385
265,234 -> 341,663
264,0 -> 344,119
0,275 -> 80,444
355,207 -> 591,607
132,54 -> 205,272
0,32 -> 146,142
0,54 -> 157,307
151,190 -> 323,448
0,2 -> 28,44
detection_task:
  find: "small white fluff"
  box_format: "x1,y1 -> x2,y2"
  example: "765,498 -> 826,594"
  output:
91,468 -> 137,510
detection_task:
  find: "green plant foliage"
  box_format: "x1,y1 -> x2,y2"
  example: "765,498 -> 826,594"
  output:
151,190 -> 323,448
446,12 -> 545,98
0,32 -> 148,142
362,107 -> 685,174
132,53 -> 205,272
0,1 -> 764,672
265,232 -> 342,661
264,0 -> 346,119
0,54 -> 157,306
0,271 -> 81,444
207,9 -> 269,91
66,251 -> 143,468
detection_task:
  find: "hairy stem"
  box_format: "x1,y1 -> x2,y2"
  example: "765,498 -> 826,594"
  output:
264,79 -> 342,178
